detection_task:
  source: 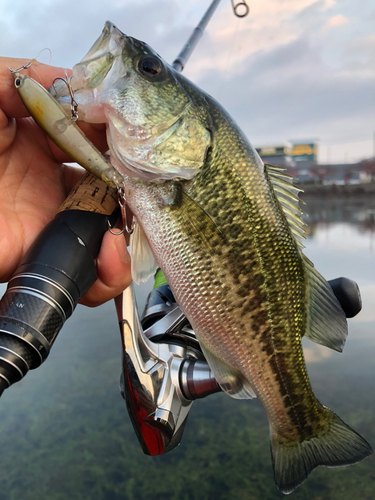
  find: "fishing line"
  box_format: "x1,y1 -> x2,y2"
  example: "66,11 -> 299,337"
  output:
34,47 -> 53,66
216,13 -> 241,101
28,48 -> 53,85
9,48 -> 53,88
10,48 -> 52,71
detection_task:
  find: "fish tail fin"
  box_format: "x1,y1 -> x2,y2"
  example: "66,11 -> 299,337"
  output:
270,407 -> 372,495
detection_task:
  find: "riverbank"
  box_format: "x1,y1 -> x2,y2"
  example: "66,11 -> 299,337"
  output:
299,182 -> 375,198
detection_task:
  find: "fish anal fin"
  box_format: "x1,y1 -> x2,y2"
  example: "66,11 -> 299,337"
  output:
199,342 -> 256,399
271,407 -> 372,494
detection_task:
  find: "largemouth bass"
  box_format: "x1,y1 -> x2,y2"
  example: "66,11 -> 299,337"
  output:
52,22 -> 372,494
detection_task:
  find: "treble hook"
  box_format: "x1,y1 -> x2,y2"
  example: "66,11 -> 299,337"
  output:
231,0 -> 250,18
108,185 -> 134,236
52,73 -> 79,121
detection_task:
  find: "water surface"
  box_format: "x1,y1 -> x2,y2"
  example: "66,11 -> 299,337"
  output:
0,194 -> 373,500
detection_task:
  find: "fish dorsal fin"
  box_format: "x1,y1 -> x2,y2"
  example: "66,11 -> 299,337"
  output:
265,164 -> 307,248
129,217 -> 158,285
303,256 -> 348,352
265,164 -> 348,351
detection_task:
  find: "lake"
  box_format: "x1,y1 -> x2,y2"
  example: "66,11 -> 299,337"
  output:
0,193 -> 373,500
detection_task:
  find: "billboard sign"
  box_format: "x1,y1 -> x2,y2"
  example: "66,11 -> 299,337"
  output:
291,143 -> 318,162
256,145 -> 291,157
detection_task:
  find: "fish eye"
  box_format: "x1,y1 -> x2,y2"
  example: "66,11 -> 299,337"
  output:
138,56 -> 162,77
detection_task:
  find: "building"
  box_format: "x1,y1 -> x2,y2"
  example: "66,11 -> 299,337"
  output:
255,140 -> 373,185
309,163 -> 361,184
290,141 -> 318,171
255,144 -> 295,169
256,140 -> 318,172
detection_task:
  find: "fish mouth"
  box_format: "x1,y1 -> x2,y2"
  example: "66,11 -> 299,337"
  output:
49,21 -> 127,118
79,21 -> 125,65
49,22 -> 196,182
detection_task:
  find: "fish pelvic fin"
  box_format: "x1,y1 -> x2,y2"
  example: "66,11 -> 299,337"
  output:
270,407 -> 372,495
130,217 -> 158,284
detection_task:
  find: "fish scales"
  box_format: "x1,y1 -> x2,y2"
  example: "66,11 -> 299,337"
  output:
51,21 -> 371,494
129,87 -> 317,438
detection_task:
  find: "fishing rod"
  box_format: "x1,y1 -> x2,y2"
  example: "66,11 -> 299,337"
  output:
0,0 -> 362,458
172,0 -> 249,72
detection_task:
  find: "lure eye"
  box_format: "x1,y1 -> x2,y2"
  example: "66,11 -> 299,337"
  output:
138,56 -> 162,77
15,78 -> 21,88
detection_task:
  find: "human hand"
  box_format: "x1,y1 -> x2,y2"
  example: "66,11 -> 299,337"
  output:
0,57 -> 131,306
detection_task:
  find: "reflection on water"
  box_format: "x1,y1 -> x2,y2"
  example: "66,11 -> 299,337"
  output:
302,196 -> 375,337
0,194 -> 374,500
304,195 -> 375,252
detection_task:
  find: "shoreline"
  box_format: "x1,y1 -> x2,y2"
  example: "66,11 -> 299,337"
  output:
299,182 -> 375,198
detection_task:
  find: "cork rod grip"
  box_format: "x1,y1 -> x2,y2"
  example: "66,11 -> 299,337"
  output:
59,171 -> 119,215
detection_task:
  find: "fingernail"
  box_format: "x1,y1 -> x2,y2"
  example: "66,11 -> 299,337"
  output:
114,234 -> 131,264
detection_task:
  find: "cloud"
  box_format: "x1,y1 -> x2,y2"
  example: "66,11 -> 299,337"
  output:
322,14 -> 349,31
0,0 -> 182,66
1,0 -> 373,163
303,342 -> 334,363
181,0 -> 321,82
177,0 -> 374,161
193,32 -> 374,155
321,0 -> 337,10
353,284 -> 375,323
346,33 -> 375,65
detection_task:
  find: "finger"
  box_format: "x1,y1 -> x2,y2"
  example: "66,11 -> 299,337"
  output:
0,58 -> 71,119
0,109 -> 16,155
0,57 -> 109,170
80,231 -> 132,307
60,164 -> 86,196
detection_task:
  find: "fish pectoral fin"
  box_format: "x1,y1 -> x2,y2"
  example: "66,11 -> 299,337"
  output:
199,342 -> 256,400
173,186 -> 225,253
270,407 -> 372,495
303,256 -> 348,352
129,217 -> 158,285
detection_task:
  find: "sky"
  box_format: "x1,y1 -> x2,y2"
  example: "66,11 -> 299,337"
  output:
1,0 -> 374,164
